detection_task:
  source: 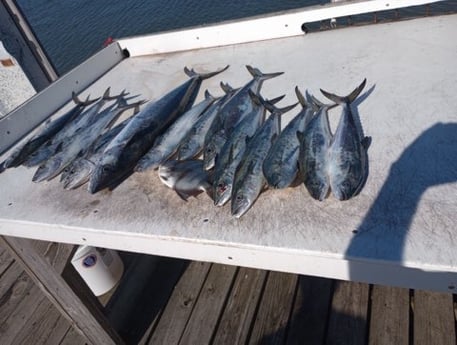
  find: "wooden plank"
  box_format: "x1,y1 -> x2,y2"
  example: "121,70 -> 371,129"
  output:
0,243 -> 14,277
44,315 -> 72,345
286,275 -> 334,345
179,264 -> 237,345
369,285 -> 409,345
0,236 -> 123,345
147,261 -> 211,345
325,281 -> 370,345
0,264 -> 36,326
60,327 -> 92,345
0,282 -> 46,343
413,290 -> 456,345
10,298 -> 69,345
212,267 -> 267,345
248,271 -> 298,345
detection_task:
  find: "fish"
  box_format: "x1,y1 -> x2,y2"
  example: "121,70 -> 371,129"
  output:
203,65 -> 283,170
213,92 -> 284,206
158,159 -> 212,201
263,87 -> 313,189
33,96 -> 142,182
176,82 -> 238,160
297,94 -> 335,201
0,93 -> 98,171
89,66 -> 228,193
231,92 -> 297,218
23,87 -> 116,167
60,114 -> 135,190
320,78 -> 370,200
135,90 -> 217,172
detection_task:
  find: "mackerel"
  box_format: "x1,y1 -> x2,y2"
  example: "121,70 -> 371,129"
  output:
320,79 -> 369,200
203,65 -> 283,170
263,87 -> 313,189
89,66 -> 228,193
176,83 -> 238,160
135,90 -> 217,171
213,92 -> 284,206
1,93 -> 98,170
231,93 -> 297,218
33,96 -> 142,182
297,95 -> 334,201
23,88 -> 115,167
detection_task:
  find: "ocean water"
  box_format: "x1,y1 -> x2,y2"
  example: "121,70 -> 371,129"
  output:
16,0 -> 323,74
15,0 -> 457,75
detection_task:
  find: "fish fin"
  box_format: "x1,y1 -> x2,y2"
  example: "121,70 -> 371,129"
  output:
295,86 -> 308,108
0,161 -> 5,174
72,92 -> 100,106
184,65 -> 229,80
267,94 -> 285,105
101,87 -> 111,99
245,65 -> 283,80
204,89 -> 217,102
296,130 -> 305,143
320,78 -> 367,104
248,90 -> 263,107
361,136 -> 372,150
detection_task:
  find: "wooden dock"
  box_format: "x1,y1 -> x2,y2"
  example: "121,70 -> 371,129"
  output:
1,241 -> 455,345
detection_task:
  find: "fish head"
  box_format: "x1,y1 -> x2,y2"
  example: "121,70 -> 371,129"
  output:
177,142 -> 195,160
32,156 -> 64,182
213,176 -> 232,206
203,142 -> 217,170
88,155 -> 117,194
305,178 -> 330,201
231,190 -> 252,218
62,159 -> 94,190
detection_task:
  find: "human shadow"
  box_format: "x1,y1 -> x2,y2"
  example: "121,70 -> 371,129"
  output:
346,122 -> 457,278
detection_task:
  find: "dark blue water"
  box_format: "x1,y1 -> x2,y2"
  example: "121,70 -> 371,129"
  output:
15,0 -> 457,75
16,0 -> 323,74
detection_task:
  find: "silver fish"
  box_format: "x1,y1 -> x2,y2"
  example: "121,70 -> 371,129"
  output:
263,87 -> 313,189
320,79 -> 369,200
89,66 -> 228,193
213,92 -> 284,206
33,96 -> 141,182
135,90 -> 216,171
1,93 -> 98,171
158,160 -> 212,201
60,115 -> 133,190
297,95 -> 334,201
231,93 -> 297,218
23,88 -> 115,167
176,82 -> 238,160
203,65 -> 283,170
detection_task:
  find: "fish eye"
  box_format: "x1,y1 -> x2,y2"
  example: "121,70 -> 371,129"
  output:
236,194 -> 243,201
102,166 -> 110,172
217,183 -> 227,192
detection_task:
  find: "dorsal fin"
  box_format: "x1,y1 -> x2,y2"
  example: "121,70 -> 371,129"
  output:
295,86 -> 308,108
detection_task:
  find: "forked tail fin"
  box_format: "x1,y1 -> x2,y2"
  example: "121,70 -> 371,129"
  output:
184,65 -> 229,80
246,65 -> 283,81
320,78 -> 367,105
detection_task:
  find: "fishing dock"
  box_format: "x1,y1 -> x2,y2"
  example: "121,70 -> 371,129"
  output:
0,0 -> 456,343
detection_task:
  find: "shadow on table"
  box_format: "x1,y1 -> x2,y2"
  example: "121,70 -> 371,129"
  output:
345,122 -> 457,276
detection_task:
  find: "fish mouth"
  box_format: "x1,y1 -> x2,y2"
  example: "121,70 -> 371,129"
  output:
32,159 -> 63,182
89,164 -> 112,194
231,195 -> 251,218
214,182 -> 231,206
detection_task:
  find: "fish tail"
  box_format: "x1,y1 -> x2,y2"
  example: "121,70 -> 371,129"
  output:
295,87 -> 308,108
320,78 -> 367,104
248,90 -> 297,115
220,82 -> 235,94
246,65 -> 283,81
184,65 -> 229,80
204,89 -> 216,102
267,94 -> 285,105
72,92 -> 100,106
